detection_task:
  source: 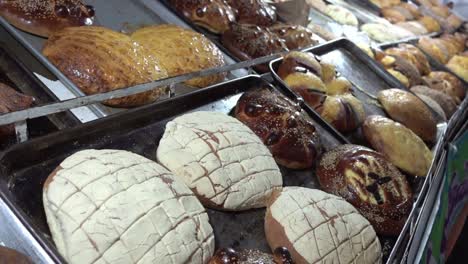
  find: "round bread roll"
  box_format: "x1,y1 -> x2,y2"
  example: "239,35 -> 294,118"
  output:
265,187 -> 382,264
378,89 -> 437,143
235,86 -> 322,169
0,246 -> 32,264
43,149 -> 214,264
411,85 -> 457,118
157,111 -> 283,211
131,25 -> 226,88
317,144 -> 413,236
447,55 -> 468,82
363,115 -> 433,177
43,26 -> 169,108
168,0 -> 236,34
0,0 -> 94,37
208,247 -> 293,264
422,71 -> 465,103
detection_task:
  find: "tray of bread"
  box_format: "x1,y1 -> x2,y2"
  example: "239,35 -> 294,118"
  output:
0,43 -> 80,149
0,55 -> 444,264
0,0 -> 248,118
374,38 -> 467,124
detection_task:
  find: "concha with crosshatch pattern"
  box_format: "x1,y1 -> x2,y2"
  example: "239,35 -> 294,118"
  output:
265,187 -> 382,264
156,111 -> 283,211
43,149 -> 214,264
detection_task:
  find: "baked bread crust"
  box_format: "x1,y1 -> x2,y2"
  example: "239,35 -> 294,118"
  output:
43,26 -> 168,108
226,0 -> 277,26
363,115 -> 433,177
0,0 -> 94,37
317,144 -> 413,236
411,85 -> 458,118
235,86 -> 322,169
0,82 -> 34,139
132,25 -> 226,88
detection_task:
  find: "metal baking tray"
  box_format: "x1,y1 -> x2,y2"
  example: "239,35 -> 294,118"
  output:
0,75 -> 352,263
0,0 -> 247,120
269,37 -> 447,263
0,44 -> 80,148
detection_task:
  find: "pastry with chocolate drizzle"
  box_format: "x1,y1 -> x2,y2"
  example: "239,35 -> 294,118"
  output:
235,86 -> 322,169
0,0 -> 95,37
317,144 -> 413,236
226,0 -> 277,26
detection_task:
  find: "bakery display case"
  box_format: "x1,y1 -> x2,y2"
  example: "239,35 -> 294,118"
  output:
0,0 -> 466,264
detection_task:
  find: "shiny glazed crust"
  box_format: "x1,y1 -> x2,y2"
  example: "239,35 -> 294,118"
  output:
235,87 -> 322,169
226,0 -> 277,26
317,144 -> 413,236
132,25 -> 226,88
0,0 -> 94,37
43,26 -> 169,108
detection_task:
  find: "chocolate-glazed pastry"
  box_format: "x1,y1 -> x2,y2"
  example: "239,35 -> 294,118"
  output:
208,247 -> 294,264
0,83 -> 34,139
378,89 -> 437,143
222,24 -> 288,72
235,87 -> 322,169
43,26 -> 169,108
169,0 -> 236,34
270,24 -> 319,50
0,0 -> 94,37
227,0 -> 277,26
422,71 -> 465,103
317,144 -> 413,236
363,115 -> 433,177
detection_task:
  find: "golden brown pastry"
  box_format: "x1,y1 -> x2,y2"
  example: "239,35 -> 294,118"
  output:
400,3 -> 422,18
378,89 -> 437,142
418,16 -> 441,33
385,45 -> 431,75
411,85 -> 457,118
43,26 -> 169,108
169,0 -> 236,34
370,0 -> 401,8
418,37 -> 450,64
0,0 -> 94,37
208,247 -> 293,264
422,71 -> 465,103
317,144 -> 413,236
0,83 -> 34,139
132,25 -> 226,88
413,93 -> 447,121
388,69 -> 410,88
227,0 -> 277,26
447,55 -> 468,82
316,94 -> 366,132
440,33 -> 466,54
396,21 -> 428,35
363,115 -> 433,177
235,87 -> 322,169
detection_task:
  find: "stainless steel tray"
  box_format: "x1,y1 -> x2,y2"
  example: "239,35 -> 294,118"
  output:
0,0 -> 247,121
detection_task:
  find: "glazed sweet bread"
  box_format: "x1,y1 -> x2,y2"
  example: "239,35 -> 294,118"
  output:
43,26 -> 169,108
378,89 -> 437,143
417,16 -> 441,33
208,248 -> 293,264
385,45 -> 431,75
317,144 -> 413,236
411,85 -> 457,118
132,25 -> 226,88
422,71 -> 465,103
226,0 -> 277,26
447,55 -> 468,82
0,83 -> 34,139
363,115 -> 433,177
269,24 -> 319,50
168,0 -> 236,34
418,36 -> 450,64
235,86 -> 323,169
278,51 -> 365,133
0,0 -> 95,37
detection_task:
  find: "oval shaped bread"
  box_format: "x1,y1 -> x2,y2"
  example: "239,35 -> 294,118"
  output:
0,0 -> 95,37
157,111 -> 283,211
43,26 -> 169,108
43,149 -> 214,264
316,94 -> 366,133
378,89 -> 437,143
363,115 -> 433,177
422,71 -> 465,103
235,86 -> 322,169
131,25 -> 226,88
413,93 -> 447,121
265,187 -> 382,264
317,144 -> 413,236
410,85 -> 457,118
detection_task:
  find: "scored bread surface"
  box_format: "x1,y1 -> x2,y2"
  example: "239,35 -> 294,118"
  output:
43,149 -> 214,264
266,187 -> 382,264
157,111 -> 283,211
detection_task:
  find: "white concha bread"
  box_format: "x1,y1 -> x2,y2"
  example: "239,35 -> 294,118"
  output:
157,111 -> 283,211
43,149 -> 214,264
265,187 -> 382,264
